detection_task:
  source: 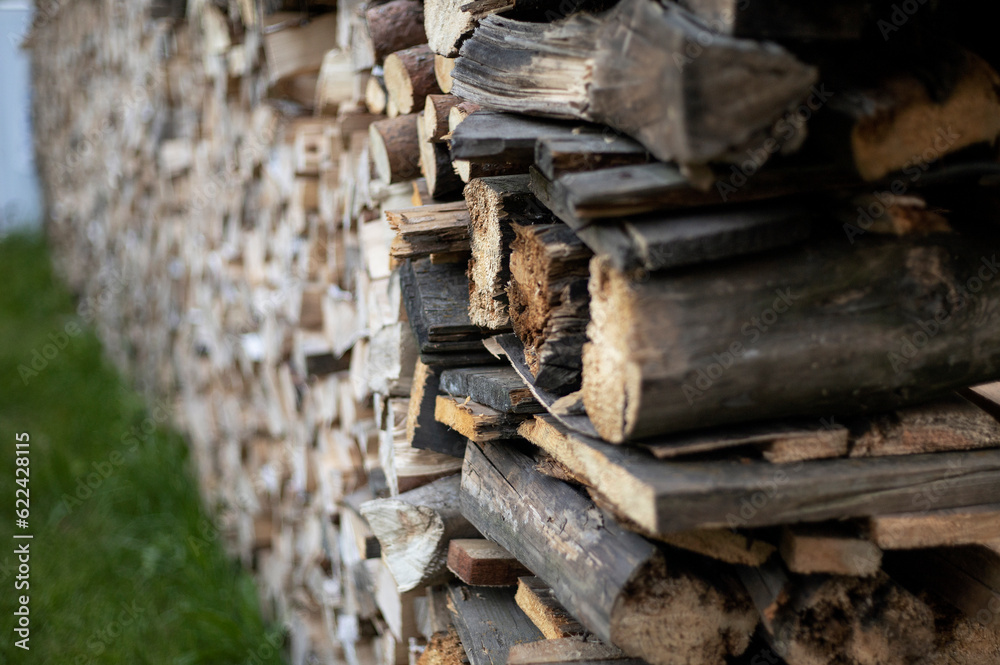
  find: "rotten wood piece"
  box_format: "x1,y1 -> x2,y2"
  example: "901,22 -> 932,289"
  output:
850,396 -> 1000,457
434,395 -> 526,442
514,577 -> 587,639
387,202 -> 471,260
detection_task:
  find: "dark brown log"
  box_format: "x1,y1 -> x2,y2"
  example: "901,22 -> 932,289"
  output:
461,440 -> 758,665
451,111 -> 598,166
583,233 -> 1000,442
446,584 -> 545,665
508,222 -> 591,392
366,0 -> 427,64
739,561 -> 935,665
465,175 -> 553,329
370,114 -> 422,183
387,202 -> 471,260
360,475 -> 480,592
439,366 -> 541,414
423,94 -> 462,143
385,44 -> 443,116
446,539 -> 531,586
518,413 -> 1000,534
452,1 -> 818,164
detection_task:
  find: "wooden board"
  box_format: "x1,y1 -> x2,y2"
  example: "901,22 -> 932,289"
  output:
446,584 -> 545,665
447,539 -> 531,586
439,366 -> 543,414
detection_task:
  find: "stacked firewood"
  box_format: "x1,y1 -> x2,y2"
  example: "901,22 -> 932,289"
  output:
27,0 -> 1000,664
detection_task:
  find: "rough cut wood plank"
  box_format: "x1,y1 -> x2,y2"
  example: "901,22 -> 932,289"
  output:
508,223 -> 591,393
360,475 -> 479,592
446,584 -> 545,665
584,234 -> 1000,442
963,382 -> 1000,420
850,396 -> 1000,457
447,539 -> 531,586
465,175 -> 554,329
518,414 -> 1000,534
534,134 -> 650,181
450,112 -> 599,166
452,1 -> 817,163
779,524 -> 882,577
506,638 -> 640,665
407,360 -> 468,458
434,395 -> 526,442
387,202 -> 471,260
869,504 -> 1000,550
439,366 -> 542,414
514,577 -> 587,639
461,440 -> 758,665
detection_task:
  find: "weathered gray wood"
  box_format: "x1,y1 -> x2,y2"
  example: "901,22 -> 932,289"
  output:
407,360 -> 468,458
452,0 -> 818,163
508,223 -> 591,392
450,111 -> 600,165
439,366 -> 542,414
461,440 -> 758,665
400,258 -> 494,363
360,475 -> 480,592
584,233 -> 1000,441
446,539 -> 531,586
387,202 -> 470,260
518,413 -> 1000,534
534,134 -> 650,181
446,584 -> 544,665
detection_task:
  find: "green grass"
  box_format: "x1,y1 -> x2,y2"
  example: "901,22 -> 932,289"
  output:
0,233 -> 286,664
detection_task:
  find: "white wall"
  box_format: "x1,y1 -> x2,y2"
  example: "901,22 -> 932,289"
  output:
0,1 -> 41,233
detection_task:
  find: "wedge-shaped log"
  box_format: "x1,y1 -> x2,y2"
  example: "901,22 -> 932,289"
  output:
360,475 -> 479,592
452,0 -> 817,163
461,440 -> 758,665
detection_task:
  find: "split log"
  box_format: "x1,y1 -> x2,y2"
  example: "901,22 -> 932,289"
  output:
514,577 -> 587,639
399,258 -> 494,363
370,114 -> 422,183
739,562 -> 935,665
418,110 -> 463,199
407,360 -> 468,458
869,504 -> 1000,550
434,395 -> 526,442
366,75 -> 388,115
387,202 -> 471,260
779,524 -> 882,577
438,366 -> 542,414
465,175 -> 553,329
447,101 -> 480,135
360,475 -> 479,592
446,584 -> 544,665
507,222 -> 591,392
518,413 -> 1000,534
583,232 -> 1000,442
849,396 -> 1000,457
423,94 -> 462,143
534,134 -> 650,181
446,539 -> 531,586
434,55 -> 455,94
385,44 -> 442,116
461,440 -> 758,665
424,0 -> 476,58
366,0 -> 427,64
452,0 -> 817,164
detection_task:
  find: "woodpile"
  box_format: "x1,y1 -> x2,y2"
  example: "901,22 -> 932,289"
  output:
27,1 -> 1000,665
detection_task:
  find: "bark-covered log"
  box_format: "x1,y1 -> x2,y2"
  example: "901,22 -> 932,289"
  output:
418,112 -> 463,199
385,44 -> 442,116
366,0 -> 427,63
583,232 -> 1000,442
423,94 -> 462,143
360,474 -> 479,592
461,440 -> 758,665
370,114 -> 422,183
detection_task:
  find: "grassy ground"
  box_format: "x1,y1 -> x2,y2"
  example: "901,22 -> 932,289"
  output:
0,232 -> 286,664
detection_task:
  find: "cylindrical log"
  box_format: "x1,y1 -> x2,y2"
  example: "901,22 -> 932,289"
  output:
418,111 -> 463,199
370,114 -> 421,183
423,94 -> 461,143
365,75 -> 388,115
461,440 -> 758,665
385,44 -> 442,116
583,232 -> 1000,442
434,55 -> 456,94
366,0 -> 427,63
360,474 -> 479,592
